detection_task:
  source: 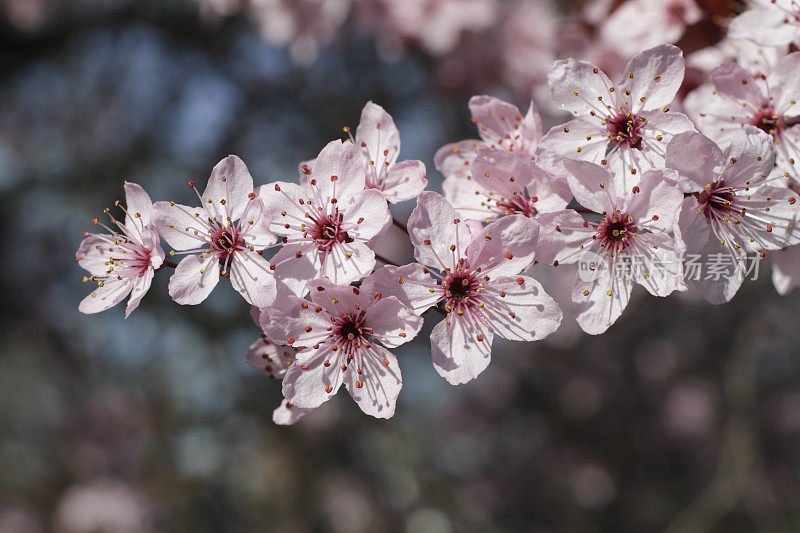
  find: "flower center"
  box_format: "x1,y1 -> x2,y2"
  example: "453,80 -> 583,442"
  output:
209,224 -> 244,261
596,213 -> 637,253
694,181 -> 738,221
310,212 -> 353,249
443,271 -> 478,305
496,194 -> 538,218
752,107 -> 784,138
606,113 -> 644,150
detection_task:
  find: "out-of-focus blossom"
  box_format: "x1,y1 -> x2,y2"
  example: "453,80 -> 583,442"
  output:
500,0 -> 560,100
247,0 -> 352,65
354,0 -> 499,57
347,101 -> 427,204
772,245 -> 800,295
536,162 -> 685,334
1,0 -> 52,30
539,45 -> 695,192
54,479 -> 152,533
666,129 -> 800,303
729,0 -> 800,47
599,0 -> 703,57
261,277 -> 423,418
684,52 -> 800,183
259,140 -> 391,290
155,155 -> 276,307
369,192 -> 562,384
687,38 -> 785,77
77,182 -> 165,317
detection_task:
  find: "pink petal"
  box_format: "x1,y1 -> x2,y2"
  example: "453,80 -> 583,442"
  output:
772,245 -> 800,295
441,175 -> 494,222
533,210 -> 594,266
79,278 -> 134,314
168,253 -> 220,305
365,296 -> 423,348
665,132 -> 724,192
434,139 -> 480,181
408,191 -> 471,271
272,399 -> 310,425
359,264 -> 441,315
282,348 -> 344,409
466,214 -> 539,277
245,336 -> 296,379
618,44 -> 685,114
381,159 -> 427,204
479,275 -> 562,341
729,7 -> 800,47
355,101 -> 401,169
769,52 -> 800,116
563,159 -> 617,214
342,189 -> 391,241
259,297 -> 332,347
548,58 -> 616,117
124,269 -> 155,317
153,201 -> 208,251
257,181 -> 307,238
468,95 -> 533,151
238,198 -> 275,249
310,140 -> 365,205
430,314 -> 493,385
627,169 -> 684,233
202,155 -> 254,222
720,128 -> 777,187
344,344 -> 402,419
572,262 -> 633,335
230,250 -> 276,308
123,182 -> 154,228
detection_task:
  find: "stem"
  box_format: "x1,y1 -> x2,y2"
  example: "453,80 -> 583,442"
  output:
375,253 -> 398,267
392,217 -> 409,234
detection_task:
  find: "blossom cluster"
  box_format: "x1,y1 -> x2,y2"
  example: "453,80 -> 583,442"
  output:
77,7 -> 800,424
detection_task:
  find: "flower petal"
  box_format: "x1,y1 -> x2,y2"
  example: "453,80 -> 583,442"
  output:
430,314 -> 493,385
79,278 -> 134,314
344,344 -> 402,419
365,296 -> 423,348
466,214 -> 539,277
479,275 -> 562,341
153,201 -> 208,251
230,250 -> 276,308
168,253 -> 220,305
381,159 -> 428,203
408,191 -> 471,270
359,264 -> 441,315
282,347 -> 344,409
202,155 -> 254,222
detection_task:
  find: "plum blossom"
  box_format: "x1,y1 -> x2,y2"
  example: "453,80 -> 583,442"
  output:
666,128 -> 800,303
538,44 -> 696,193
154,155 -> 276,307
683,52 -> 800,183
259,140 -> 391,290
346,101 -> 427,204
445,145 -> 571,223
437,95 -> 550,219
260,276 -> 423,418
599,0 -> 702,57
77,182 -> 165,317
245,334 -> 310,425
367,192 -> 562,385
729,0 -> 800,47
535,161 -> 685,335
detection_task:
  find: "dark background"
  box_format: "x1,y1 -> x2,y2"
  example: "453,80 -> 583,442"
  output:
2,0 -> 799,531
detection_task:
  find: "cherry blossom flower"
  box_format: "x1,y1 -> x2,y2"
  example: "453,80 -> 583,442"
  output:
77,182 -> 165,317
666,128 -> 800,303
259,140 -> 391,291
687,38 -> 785,78
245,334 -> 310,425
729,0 -> 800,47
366,192 -> 562,385
347,101 -> 427,204
535,161 -> 685,335
154,155 -> 276,307
437,95 -> 548,219
683,52 -> 800,183
599,0 -> 702,57
445,145 -> 571,223
260,277 -> 423,418
538,44 -> 696,193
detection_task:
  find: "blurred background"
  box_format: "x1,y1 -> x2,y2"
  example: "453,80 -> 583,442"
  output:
3,0 -> 800,531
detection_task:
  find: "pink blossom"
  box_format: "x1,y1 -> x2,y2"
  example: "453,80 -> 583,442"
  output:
599,0 -> 702,57
538,45 -> 696,193
444,145 -> 571,223
349,102 -> 427,204
76,182 -> 165,317
535,162 -> 685,335
260,277 -> 423,418
245,335 -> 311,425
687,38 -> 785,78
684,52 -> 800,183
367,192 -> 562,384
154,155 -> 276,307
437,95 -> 552,220
259,140 -> 391,291
666,128 -> 800,303
729,0 -> 800,47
